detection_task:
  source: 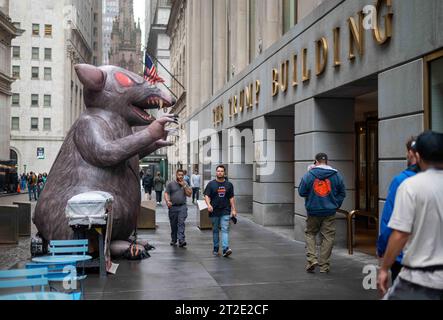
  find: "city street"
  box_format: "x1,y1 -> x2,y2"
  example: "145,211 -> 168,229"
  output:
1,194 -> 378,300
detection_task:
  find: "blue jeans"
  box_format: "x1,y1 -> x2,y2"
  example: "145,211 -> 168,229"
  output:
28,185 -> 37,201
211,215 -> 230,251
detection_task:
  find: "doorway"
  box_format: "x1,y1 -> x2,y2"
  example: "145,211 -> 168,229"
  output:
354,93 -> 379,256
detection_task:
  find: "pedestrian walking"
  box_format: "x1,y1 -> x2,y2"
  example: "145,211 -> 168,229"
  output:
378,131 -> 443,300
36,174 -> 44,198
298,153 -> 346,274
20,173 -> 27,191
183,170 -> 191,187
204,165 -> 237,257
27,172 -> 37,201
143,170 -> 154,201
154,172 -> 165,205
377,137 -> 420,283
164,169 -> 192,247
191,169 -> 201,204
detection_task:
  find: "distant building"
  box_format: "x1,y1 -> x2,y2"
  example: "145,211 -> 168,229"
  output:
109,0 -> 142,74
9,0 -> 102,174
103,0 -> 119,65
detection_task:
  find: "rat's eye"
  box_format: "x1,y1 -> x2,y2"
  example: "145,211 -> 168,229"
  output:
115,72 -> 134,87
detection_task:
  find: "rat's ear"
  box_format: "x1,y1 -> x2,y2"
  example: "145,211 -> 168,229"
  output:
74,64 -> 106,91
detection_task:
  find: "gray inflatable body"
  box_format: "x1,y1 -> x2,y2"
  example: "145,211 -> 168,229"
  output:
34,64 -> 177,241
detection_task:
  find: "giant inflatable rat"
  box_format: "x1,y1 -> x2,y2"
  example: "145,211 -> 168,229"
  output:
34,64 -> 177,241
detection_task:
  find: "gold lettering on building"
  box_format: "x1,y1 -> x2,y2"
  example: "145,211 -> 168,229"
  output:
292,54 -> 298,86
213,104 -> 224,126
239,89 -> 245,113
272,69 -> 279,96
302,48 -> 311,82
255,80 -> 261,106
280,60 -> 289,92
373,0 -> 393,45
315,37 -> 329,76
348,11 -> 365,60
333,27 -> 341,67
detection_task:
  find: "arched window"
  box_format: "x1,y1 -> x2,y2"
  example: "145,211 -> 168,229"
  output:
10,149 -> 18,165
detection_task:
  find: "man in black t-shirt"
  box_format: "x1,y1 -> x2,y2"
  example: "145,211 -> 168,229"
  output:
204,165 -> 237,257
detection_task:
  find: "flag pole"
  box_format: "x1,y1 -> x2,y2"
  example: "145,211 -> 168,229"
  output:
141,59 -> 178,100
143,46 -> 186,91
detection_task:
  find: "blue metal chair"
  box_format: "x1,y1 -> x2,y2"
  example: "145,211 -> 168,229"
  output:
0,268 -> 80,300
0,268 -> 48,293
49,239 -> 89,256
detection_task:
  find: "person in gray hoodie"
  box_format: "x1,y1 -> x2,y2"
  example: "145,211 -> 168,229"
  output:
299,153 -> 346,273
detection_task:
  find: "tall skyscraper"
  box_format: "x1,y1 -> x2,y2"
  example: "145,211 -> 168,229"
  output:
102,0 -> 119,65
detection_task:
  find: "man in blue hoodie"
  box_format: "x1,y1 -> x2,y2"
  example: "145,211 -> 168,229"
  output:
377,137 -> 419,282
299,153 -> 346,273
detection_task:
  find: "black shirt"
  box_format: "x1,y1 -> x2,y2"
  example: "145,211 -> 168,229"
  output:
204,179 -> 234,217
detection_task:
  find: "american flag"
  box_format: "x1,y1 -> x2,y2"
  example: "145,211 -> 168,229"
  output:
144,53 -> 165,84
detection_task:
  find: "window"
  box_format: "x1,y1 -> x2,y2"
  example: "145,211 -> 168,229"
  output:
12,46 -> 20,58
44,48 -> 52,60
12,65 -> 20,78
32,24 -> 40,36
32,47 -> 39,60
31,118 -> 39,130
11,117 -> 20,131
283,0 -> 297,34
429,55 -> 443,131
44,95 -> 51,107
12,93 -> 20,106
44,24 -> 52,37
44,67 -> 52,80
43,118 -> 51,131
31,94 -> 39,107
32,67 -> 39,79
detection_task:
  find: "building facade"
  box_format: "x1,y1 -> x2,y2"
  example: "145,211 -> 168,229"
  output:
109,0 -> 142,74
0,0 -> 22,165
170,0 -> 443,250
103,0 -> 119,65
141,0 -> 173,178
9,0 -> 102,174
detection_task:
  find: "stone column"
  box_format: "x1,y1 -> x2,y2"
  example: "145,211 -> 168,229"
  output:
213,0 -> 227,93
200,0 -> 213,104
189,0 -> 201,112
262,0 -> 281,51
293,98 -> 355,247
253,116 -> 294,226
235,0 -> 248,74
378,59 -> 424,221
226,128 -> 253,214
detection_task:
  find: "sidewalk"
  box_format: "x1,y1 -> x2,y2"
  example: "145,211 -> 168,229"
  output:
81,201 -> 379,300
0,194 -> 37,270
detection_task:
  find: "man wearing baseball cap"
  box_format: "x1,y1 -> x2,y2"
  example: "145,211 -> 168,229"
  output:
299,153 -> 346,274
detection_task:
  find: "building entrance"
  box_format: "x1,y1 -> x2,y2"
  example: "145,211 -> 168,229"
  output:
354,93 -> 379,256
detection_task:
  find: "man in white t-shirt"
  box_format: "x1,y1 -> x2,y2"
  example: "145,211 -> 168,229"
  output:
378,131 -> 443,300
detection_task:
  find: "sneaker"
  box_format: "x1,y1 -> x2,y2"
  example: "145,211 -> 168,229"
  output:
320,269 -> 330,274
170,241 -> 177,246
213,248 -> 219,256
222,248 -> 232,257
306,262 -> 318,273
179,241 -> 187,248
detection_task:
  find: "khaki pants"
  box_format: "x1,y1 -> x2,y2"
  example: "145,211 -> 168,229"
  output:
305,215 -> 336,272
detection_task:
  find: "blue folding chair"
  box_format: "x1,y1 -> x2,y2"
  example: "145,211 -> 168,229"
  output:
0,268 -> 48,293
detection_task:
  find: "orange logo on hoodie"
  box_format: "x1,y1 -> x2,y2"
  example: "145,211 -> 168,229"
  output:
313,179 -> 332,197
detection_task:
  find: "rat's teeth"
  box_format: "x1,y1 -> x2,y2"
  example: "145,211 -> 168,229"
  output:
159,100 -> 163,109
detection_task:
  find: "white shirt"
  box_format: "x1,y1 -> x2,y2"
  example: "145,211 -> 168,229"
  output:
388,169 -> 443,289
191,174 -> 201,188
